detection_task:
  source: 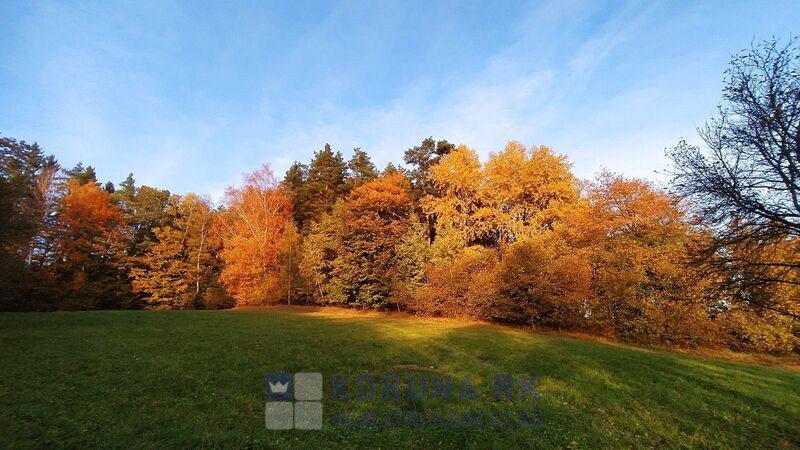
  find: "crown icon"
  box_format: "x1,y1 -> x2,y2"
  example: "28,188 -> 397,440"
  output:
269,381 -> 289,393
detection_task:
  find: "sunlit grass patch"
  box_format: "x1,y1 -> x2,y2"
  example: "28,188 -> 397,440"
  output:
0,308 -> 798,449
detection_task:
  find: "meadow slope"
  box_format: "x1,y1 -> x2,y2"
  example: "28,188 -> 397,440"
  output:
1,307 -> 798,449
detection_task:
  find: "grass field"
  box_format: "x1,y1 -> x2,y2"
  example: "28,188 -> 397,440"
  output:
1,307 -> 798,449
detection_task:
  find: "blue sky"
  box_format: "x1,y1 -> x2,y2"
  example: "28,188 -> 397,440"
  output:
2,0 -> 798,201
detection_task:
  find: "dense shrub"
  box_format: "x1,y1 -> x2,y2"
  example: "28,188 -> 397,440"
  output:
494,235 -> 591,329
408,246 -> 499,319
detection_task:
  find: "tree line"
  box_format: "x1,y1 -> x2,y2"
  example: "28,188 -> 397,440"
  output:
1,39 -> 797,353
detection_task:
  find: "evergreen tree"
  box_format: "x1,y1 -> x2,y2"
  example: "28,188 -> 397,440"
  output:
347,147 -> 378,188
63,163 -> 97,185
403,137 -> 455,199
118,173 -> 136,201
304,143 -> 348,226
129,186 -> 172,255
284,161 -> 311,227
382,162 -> 405,176
403,137 -> 455,243
0,136 -> 60,310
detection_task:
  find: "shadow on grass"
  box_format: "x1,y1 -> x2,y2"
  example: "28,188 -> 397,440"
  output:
1,309 -> 798,449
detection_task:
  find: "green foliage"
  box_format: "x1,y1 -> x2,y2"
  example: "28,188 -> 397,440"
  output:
300,211 -> 342,302
129,194 -> 218,309
303,174 -> 414,308
287,145 -> 383,231
283,161 -> 310,228
381,162 -> 405,176
199,286 -> 235,309
0,136 -> 60,310
299,143 -> 349,228
346,147 -> 378,188
63,162 -> 97,185
117,173 -> 136,201
126,185 -> 173,256
277,221 -> 306,304
391,215 -> 430,300
404,137 -> 455,200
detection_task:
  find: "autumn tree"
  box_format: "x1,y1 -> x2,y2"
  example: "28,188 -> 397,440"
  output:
130,194 -> 218,309
411,245 -> 499,319
425,142 -> 578,248
484,142 -> 579,243
220,165 -> 292,304
417,142 -> 585,325
425,144 -> 488,245
302,173 -> 414,308
52,179 -> 130,309
494,233 -> 592,329
560,173 -> 717,345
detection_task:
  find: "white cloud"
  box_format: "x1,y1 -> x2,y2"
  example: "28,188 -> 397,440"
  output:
11,0 -> 727,198
247,0 -> 660,183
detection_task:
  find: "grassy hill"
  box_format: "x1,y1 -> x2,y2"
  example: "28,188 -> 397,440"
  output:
1,307 -> 798,449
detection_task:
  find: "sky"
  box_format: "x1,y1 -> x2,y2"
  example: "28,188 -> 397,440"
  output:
2,0 -> 799,202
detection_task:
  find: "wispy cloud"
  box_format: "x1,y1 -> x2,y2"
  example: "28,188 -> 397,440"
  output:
4,0 -> 797,200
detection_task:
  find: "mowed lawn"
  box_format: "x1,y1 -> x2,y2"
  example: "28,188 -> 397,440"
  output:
1,308 -> 798,449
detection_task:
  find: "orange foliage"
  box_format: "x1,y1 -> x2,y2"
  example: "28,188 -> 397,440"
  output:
484,142 -> 579,239
219,165 -> 292,305
54,179 -> 128,308
558,173 -> 718,345
57,179 -> 125,268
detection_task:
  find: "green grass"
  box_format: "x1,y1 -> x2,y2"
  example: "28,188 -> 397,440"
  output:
1,307 -> 798,449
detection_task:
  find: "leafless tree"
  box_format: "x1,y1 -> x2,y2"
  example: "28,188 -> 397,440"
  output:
669,38 -> 800,318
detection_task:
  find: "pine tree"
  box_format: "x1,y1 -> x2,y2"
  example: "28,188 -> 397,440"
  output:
347,147 -> 378,188
403,137 -> 455,199
404,137 -> 455,243
0,137 -> 60,309
63,163 -> 97,185
284,161 -> 311,228
118,173 -> 136,201
303,144 -> 348,226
